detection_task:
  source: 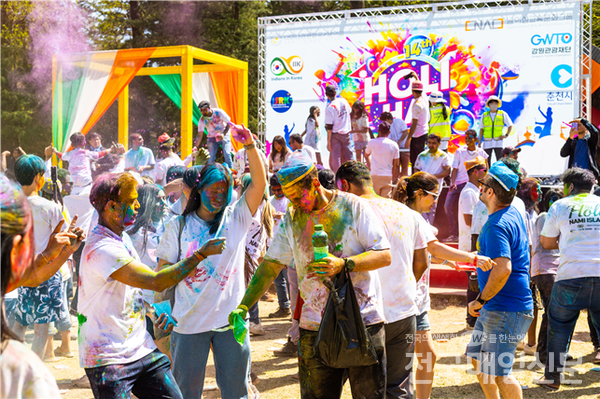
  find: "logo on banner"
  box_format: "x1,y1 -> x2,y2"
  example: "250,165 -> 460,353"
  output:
551,64 -> 572,88
465,18 -> 503,31
531,33 -> 572,45
270,56 -> 304,76
271,90 -> 293,113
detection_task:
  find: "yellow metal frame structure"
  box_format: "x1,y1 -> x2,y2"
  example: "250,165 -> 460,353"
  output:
52,45 -> 248,158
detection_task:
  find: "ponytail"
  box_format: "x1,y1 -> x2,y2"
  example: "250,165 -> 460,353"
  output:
442,105 -> 448,120
392,172 -> 439,206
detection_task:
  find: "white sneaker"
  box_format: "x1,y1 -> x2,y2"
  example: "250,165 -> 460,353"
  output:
249,322 -> 266,336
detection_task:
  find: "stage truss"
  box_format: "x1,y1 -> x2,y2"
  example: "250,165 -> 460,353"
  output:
257,0 -> 592,142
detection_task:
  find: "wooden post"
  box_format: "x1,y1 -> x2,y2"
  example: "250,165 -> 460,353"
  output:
118,85 -> 129,151
181,46 -> 194,158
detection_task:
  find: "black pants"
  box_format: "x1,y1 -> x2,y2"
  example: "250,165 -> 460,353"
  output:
385,316 -> 416,399
298,323 -> 386,399
466,272 -> 480,327
484,147 -> 503,163
409,135 -> 428,168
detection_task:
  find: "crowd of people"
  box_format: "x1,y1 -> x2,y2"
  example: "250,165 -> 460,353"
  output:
1,83 -> 599,399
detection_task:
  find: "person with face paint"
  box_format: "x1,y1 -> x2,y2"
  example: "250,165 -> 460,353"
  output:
445,129 -> 489,243
11,155 -> 85,362
466,162 -> 533,399
535,168 -> 600,389
155,124 -> 266,398
477,96 -> 514,163
233,151 -> 392,399
127,183 -> 175,357
197,100 -> 234,168
78,173 -> 224,399
0,174 -> 62,398
392,172 -> 495,399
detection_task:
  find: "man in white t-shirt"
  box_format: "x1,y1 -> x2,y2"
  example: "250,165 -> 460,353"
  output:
124,133 -> 156,178
458,157 -> 487,252
336,161 -> 428,399
365,121 -> 399,197
289,133 -> 317,164
414,133 -> 451,223
197,100 -> 233,168
444,129 -> 488,242
381,111 -> 410,177
79,172 -> 224,398
536,168 -> 600,389
324,85 -> 354,172
154,136 -> 185,186
232,152 -> 392,398
477,95 -> 513,163
404,73 -> 430,168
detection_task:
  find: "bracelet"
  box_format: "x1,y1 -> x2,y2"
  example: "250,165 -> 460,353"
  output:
441,259 -> 448,266
193,250 -> 205,262
473,255 -> 478,266
40,252 -> 51,264
244,142 -> 256,151
237,304 -> 249,312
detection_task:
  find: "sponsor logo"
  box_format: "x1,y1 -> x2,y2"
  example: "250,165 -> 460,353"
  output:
550,64 -> 572,89
531,33 -> 572,45
270,56 -> 304,76
270,90 -> 293,113
465,18 -> 503,31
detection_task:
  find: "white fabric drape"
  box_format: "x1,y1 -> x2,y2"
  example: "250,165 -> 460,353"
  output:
192,72 -> 219,109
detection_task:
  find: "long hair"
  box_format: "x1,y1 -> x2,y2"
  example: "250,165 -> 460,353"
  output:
307,106 -> 318,124
517,178 -> 539,212
128,184 -> 172,257
1,174 -> 34,343
270,135 -> 289,163
392,172 -> 439,207
352,100 -> 366,119
540,188 -> 563,214
183,163 -> 233,235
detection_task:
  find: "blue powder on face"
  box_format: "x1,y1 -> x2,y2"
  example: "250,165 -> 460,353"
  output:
200,166 -> 232,206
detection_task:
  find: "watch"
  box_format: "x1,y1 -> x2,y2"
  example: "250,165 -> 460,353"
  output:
344,257 -> 356,272
475,293 -> 488,306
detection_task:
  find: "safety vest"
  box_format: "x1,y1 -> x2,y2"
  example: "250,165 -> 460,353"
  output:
429,105 -> 451,140
481,110 -> 506,140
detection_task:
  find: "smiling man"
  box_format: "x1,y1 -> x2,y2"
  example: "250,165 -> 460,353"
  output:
78,172 -> 224,399
232,152 -> 392,399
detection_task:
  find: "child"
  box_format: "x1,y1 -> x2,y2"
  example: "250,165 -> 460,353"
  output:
54,132 -> 111,195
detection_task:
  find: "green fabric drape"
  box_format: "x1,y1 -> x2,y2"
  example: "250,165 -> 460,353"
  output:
150,74 -> 201,127
53,64 -> 85,151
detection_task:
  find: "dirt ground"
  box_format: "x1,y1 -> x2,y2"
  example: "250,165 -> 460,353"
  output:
33,296 -> 600,398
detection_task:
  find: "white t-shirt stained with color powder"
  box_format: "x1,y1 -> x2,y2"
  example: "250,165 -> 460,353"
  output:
325,97 -> 352,134
452,147 -> 488,186
412,211 -> 438,315
366,196 -> 427,323
541,193 -> 600,282
265,191 -> 389,331
78,225 -> 156,368
410,96 -> 430,138
414,149 -> 451,188
458,182 -> 480,252
155,195 -> 254,334
366,137 -> 399,176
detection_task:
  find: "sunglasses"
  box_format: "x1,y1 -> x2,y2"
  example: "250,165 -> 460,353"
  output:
423,189 -> 439,199
478,179 -> 492,190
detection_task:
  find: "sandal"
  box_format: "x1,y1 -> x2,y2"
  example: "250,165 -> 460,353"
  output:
533,377 -> 560,390
54,348 -> 75,358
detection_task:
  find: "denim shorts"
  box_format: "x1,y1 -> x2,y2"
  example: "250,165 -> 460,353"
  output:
415,311 -> 431,332
466,308 -> 533,376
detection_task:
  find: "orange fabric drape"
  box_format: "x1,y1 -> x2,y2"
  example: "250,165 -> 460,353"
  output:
591,59 -> 600,95
81,48 -> 156,134
210,71 -> 242,151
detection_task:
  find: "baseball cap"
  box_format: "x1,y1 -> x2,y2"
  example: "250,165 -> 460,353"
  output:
465,156 -> 486,171
488,161 -> 518,191
501,146 -> 522,157
198,100 -> 210,109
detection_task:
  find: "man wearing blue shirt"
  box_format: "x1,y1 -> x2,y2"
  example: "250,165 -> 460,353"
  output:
466,162 -> 533,399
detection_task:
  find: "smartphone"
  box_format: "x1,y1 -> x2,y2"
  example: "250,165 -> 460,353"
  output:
571,122 -> 578,129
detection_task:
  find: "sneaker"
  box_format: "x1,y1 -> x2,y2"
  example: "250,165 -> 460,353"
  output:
441,235 -> 458,243
249,322 -> 266,336
273,337 -> 298,357
533,376 -> 559,390
524,343 -> 537,355
517,341 -> 525,351
268,307 -> 291,318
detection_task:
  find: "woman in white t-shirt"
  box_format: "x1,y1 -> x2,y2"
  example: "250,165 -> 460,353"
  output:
301,106 -> 323,165
269,135 -> 291,173
350,100 -> 370,163
155,127 -> 267,399
392,172 -> 494,399
1,175 -> 61,398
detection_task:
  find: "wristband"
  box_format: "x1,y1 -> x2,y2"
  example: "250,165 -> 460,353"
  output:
237,304 -> 249,313
441,259 -> 448,266
472,255 -> 478,266
40,252 -> 51,264
193,250 -> 205,262
244,142 -> 256,151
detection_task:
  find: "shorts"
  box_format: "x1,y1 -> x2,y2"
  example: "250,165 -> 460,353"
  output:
15,272 -> 62,326
466,308 -> 533,376
56,279 -> 73,332
416,311 -> 431,332
354,141 -> 369,151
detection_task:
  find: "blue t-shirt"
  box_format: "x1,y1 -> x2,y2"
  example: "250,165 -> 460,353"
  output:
573,138 -> 590,170
477,205 -> 533,312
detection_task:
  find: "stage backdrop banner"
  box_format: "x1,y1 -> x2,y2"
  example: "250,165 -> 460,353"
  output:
263,2 -> 580,176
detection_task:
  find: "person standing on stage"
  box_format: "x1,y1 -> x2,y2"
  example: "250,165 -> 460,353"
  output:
478,95 -> 513,163
198,100 -> 233,168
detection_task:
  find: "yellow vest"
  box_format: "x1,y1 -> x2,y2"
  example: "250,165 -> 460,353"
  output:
482,110 -> 506,140
429,105 -> 451,139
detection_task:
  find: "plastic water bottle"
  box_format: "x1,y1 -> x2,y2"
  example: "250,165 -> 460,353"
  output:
312,224 -> 329,261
